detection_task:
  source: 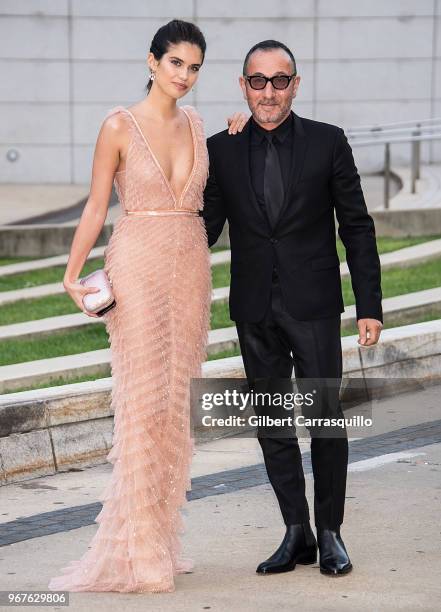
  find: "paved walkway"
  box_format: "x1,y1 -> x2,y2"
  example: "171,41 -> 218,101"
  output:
1,385 -> 440,610
0,172 -> 398,227
390,164 -> 441,210
0,184 -> 90,226
3,161 -> 437,230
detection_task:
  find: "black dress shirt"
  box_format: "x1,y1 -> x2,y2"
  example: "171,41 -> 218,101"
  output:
249,111 -> 294,223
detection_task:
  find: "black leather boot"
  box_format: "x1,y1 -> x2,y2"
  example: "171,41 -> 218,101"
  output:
256,523 -> 318,574
317,528 -> 352,575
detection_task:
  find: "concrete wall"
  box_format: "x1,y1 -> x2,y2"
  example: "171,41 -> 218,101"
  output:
4,206 -> 441,257
1,0 -> 441,184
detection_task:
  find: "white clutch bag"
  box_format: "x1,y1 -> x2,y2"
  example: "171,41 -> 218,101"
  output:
79,269 -> 116,316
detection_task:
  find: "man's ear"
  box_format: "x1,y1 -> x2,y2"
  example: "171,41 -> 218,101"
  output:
239,75 -> 247,101
292,75 -> 301,98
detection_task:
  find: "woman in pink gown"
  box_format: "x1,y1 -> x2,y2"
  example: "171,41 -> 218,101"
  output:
48,20 -> 244,594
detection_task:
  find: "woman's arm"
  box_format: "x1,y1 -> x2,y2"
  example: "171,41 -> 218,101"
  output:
63,113 -> 125,317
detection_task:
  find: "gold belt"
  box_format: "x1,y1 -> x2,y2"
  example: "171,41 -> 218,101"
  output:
124,209 -> 199,217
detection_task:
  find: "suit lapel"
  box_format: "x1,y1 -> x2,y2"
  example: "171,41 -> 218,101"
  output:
233,110 -> 308,233
271,111 -> 308,232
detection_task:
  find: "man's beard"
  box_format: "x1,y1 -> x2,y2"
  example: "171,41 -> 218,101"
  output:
250,98 -> 293,124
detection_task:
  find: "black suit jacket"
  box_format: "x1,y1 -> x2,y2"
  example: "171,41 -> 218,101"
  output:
201,111 -> 383,324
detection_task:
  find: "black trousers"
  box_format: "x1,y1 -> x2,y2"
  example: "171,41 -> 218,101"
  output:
235,268 -> 348,530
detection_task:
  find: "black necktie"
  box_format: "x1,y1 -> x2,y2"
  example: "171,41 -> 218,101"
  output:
263,131 -> 285,229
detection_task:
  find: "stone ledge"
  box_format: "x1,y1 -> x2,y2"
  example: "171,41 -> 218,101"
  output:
1,320 -> 440,484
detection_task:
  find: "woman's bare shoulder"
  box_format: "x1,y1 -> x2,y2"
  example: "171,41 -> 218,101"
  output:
101,107 -> 129,134
183,104 -> 203,122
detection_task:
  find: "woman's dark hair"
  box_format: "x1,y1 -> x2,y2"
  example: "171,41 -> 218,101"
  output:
145,19 -> 206,92
243,40 -> 296,76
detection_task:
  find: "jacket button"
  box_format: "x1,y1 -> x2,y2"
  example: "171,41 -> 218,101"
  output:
270,237 -> 278,244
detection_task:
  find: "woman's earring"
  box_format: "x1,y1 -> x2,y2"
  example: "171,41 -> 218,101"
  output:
150,71 -> 156,81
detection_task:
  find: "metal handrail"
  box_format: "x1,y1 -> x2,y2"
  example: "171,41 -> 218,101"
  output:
349,124 -> 441,140
346,124 -> 441,208
350,132 -> 441,147
346,116 -> 441,134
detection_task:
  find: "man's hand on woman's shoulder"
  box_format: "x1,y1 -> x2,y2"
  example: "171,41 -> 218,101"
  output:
226,112 -> 250,134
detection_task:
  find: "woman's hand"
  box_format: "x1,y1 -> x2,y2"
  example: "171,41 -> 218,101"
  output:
227,112 -> 249,135
63,278 -> 101,318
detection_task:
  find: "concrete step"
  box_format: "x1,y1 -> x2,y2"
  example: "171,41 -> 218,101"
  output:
0,287 -> 232,342
4,317 -> 441,408
1,286 -> 440,346
390,164 -> 441,209
0,251 -> 231,307
0,247 -> 231,280
0,246 -> 105,278
0,282 -> 65,306
1,283 -> 441,392
0,349 -> 111,393
0,326 -> 240,393
2,318 -> 441,483
337,238 -> 441,275
2,239 -> 441,306
3,317 -> 441,412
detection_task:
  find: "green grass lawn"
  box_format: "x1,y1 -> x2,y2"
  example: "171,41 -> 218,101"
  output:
0,245 -> 229,292
0,263 -> 231,326
342,256 -> 441,305
2,253 -> 441,327
0,293 -> 80,324
0,302 -> 230,366
341,235 -> 440,259
0,326 -> 108,366
3,307 -> 441,395
0,236 -> 438,293
0,259 -> 104,292
1,245 -> 440,369
1,254 -> 441,366
0,246 -> 226,268
2,371 -> 111,394
0,256 -> 44,266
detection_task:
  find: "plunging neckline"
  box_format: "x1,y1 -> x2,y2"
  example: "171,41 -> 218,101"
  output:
123,106 -> 197,207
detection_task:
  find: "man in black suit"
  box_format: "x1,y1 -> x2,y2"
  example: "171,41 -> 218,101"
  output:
202,40 -> 383,576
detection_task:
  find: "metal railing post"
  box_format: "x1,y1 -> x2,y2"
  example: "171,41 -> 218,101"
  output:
411,134 -> 418,194
347,118 -> 441,208
415,122 -> 421,180
384,142 -> 390,209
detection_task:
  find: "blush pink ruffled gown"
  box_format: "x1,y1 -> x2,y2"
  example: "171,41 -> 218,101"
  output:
48,105 -> 211,593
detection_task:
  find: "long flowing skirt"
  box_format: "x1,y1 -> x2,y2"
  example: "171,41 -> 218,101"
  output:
48,215 -> 211,592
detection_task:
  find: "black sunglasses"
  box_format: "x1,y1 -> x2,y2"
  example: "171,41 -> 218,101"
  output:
244,73 -> 297,90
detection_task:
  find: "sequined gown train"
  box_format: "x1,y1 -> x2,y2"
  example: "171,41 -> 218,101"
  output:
48,104 -> 211,593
